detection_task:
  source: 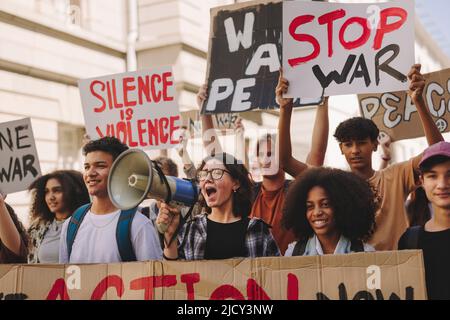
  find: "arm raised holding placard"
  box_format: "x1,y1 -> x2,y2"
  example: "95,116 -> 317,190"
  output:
277,69 -> 329,177
409,64 -> 445,171
0,192 -> 27,263
197,84 -> 223,157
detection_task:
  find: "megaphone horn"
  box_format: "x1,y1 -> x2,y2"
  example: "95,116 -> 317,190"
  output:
108,149 -> 199,231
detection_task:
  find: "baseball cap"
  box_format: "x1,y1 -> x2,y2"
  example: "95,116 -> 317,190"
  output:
419,141 -> 450,167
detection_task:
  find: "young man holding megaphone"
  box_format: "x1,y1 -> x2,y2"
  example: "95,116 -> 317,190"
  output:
58,137 -> 163,264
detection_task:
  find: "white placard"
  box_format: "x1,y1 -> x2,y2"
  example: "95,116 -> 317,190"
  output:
79,67 -> 181,150
283,0 -> 415,98
0,118 -> 41,194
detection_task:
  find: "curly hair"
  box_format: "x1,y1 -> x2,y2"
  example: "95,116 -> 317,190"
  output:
197,153 -> 254,218
28,170 -> 90,223
4,202 -> 29,250
83,136 -> 129,161
334,117 -> 379,143
282,167 -> 376,242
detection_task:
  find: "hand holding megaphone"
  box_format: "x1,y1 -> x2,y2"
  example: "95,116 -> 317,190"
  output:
156,202 -> 181,244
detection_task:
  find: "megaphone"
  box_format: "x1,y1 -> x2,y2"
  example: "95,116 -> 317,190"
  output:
107,149 -> 199,233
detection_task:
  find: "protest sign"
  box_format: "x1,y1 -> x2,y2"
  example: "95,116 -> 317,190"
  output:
78,67 -> 181,150
283,0 -> 415,98
203,0 -> 283,114
0,118 -> 41,194
0,251 -> 426,300
182,110 -> 242,138
358,68 -> 450,141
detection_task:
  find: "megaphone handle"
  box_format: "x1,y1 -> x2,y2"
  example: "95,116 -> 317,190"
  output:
152,160 -> 172,203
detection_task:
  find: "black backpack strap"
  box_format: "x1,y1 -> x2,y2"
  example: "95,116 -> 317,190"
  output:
404,226 -> 423,249
292,240 -> 307,256
152,160 -> 172,203
350,240 -> 365,252
66,203 -> 91,260
116,208 -> 138,262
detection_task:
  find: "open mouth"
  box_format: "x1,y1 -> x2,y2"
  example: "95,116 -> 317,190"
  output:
205,185 -> 217,197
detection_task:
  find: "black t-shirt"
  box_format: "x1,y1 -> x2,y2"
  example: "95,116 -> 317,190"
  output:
399,227 -> 450,300
204,217 -> 248,260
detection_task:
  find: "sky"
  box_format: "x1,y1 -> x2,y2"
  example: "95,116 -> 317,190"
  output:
416,0 -> 450,58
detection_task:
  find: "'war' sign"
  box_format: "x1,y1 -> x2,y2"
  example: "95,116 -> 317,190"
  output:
283,0 -> 415,98
358,68 -> 450,142
0,118 -> 41,194
79,67 -> 181,150
203,0 -> 283,114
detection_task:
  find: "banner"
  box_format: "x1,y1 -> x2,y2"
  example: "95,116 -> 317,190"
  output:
0,118 -> 41,194
203,0 -> 283,114
283,0 -> 415,98
0,251 -> 426,300
78,67 -> 181,150
358,68 -> 450,141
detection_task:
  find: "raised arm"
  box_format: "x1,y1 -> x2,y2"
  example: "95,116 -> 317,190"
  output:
0,192 -> 22,257
378,132 -> 392,170
409,64 -> 445,169
306,97 -> 329,166
176,127 -> 197,179
197,84 -> 223,156
277,69 -> 308,177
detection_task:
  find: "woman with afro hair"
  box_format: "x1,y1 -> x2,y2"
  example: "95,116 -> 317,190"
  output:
282,167 -> 376,256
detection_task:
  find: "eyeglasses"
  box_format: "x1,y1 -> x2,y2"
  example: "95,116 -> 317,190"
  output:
197,168 -> 230,181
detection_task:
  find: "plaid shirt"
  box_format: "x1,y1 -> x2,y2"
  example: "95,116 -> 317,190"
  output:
177,214 -> 280,260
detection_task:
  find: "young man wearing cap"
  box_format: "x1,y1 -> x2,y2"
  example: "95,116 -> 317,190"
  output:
278,64 -> 444,251
398,141 -> 450,300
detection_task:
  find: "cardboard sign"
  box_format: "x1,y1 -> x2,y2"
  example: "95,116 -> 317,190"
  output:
283,0 -> 415,98
0,118 -> 41,194
182,110 -> 241,138
203,0 -> 284,114
358,68 -> 450,142
0,251 -> 426,300
78,67 -> 181,150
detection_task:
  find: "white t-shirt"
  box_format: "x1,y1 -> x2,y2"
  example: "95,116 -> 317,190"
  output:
59,209 -> 162,264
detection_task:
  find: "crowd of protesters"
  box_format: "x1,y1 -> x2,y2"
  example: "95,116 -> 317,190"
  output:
0,64 -> 449,300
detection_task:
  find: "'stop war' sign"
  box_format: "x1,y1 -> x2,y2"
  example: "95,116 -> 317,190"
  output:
283,0 -> 415,98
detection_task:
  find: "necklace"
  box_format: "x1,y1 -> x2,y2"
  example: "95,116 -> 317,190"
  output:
54,219 -> 66,232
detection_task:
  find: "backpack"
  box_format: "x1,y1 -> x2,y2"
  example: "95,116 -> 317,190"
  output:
66,203 -> 138,262
292,238 -> 365,256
